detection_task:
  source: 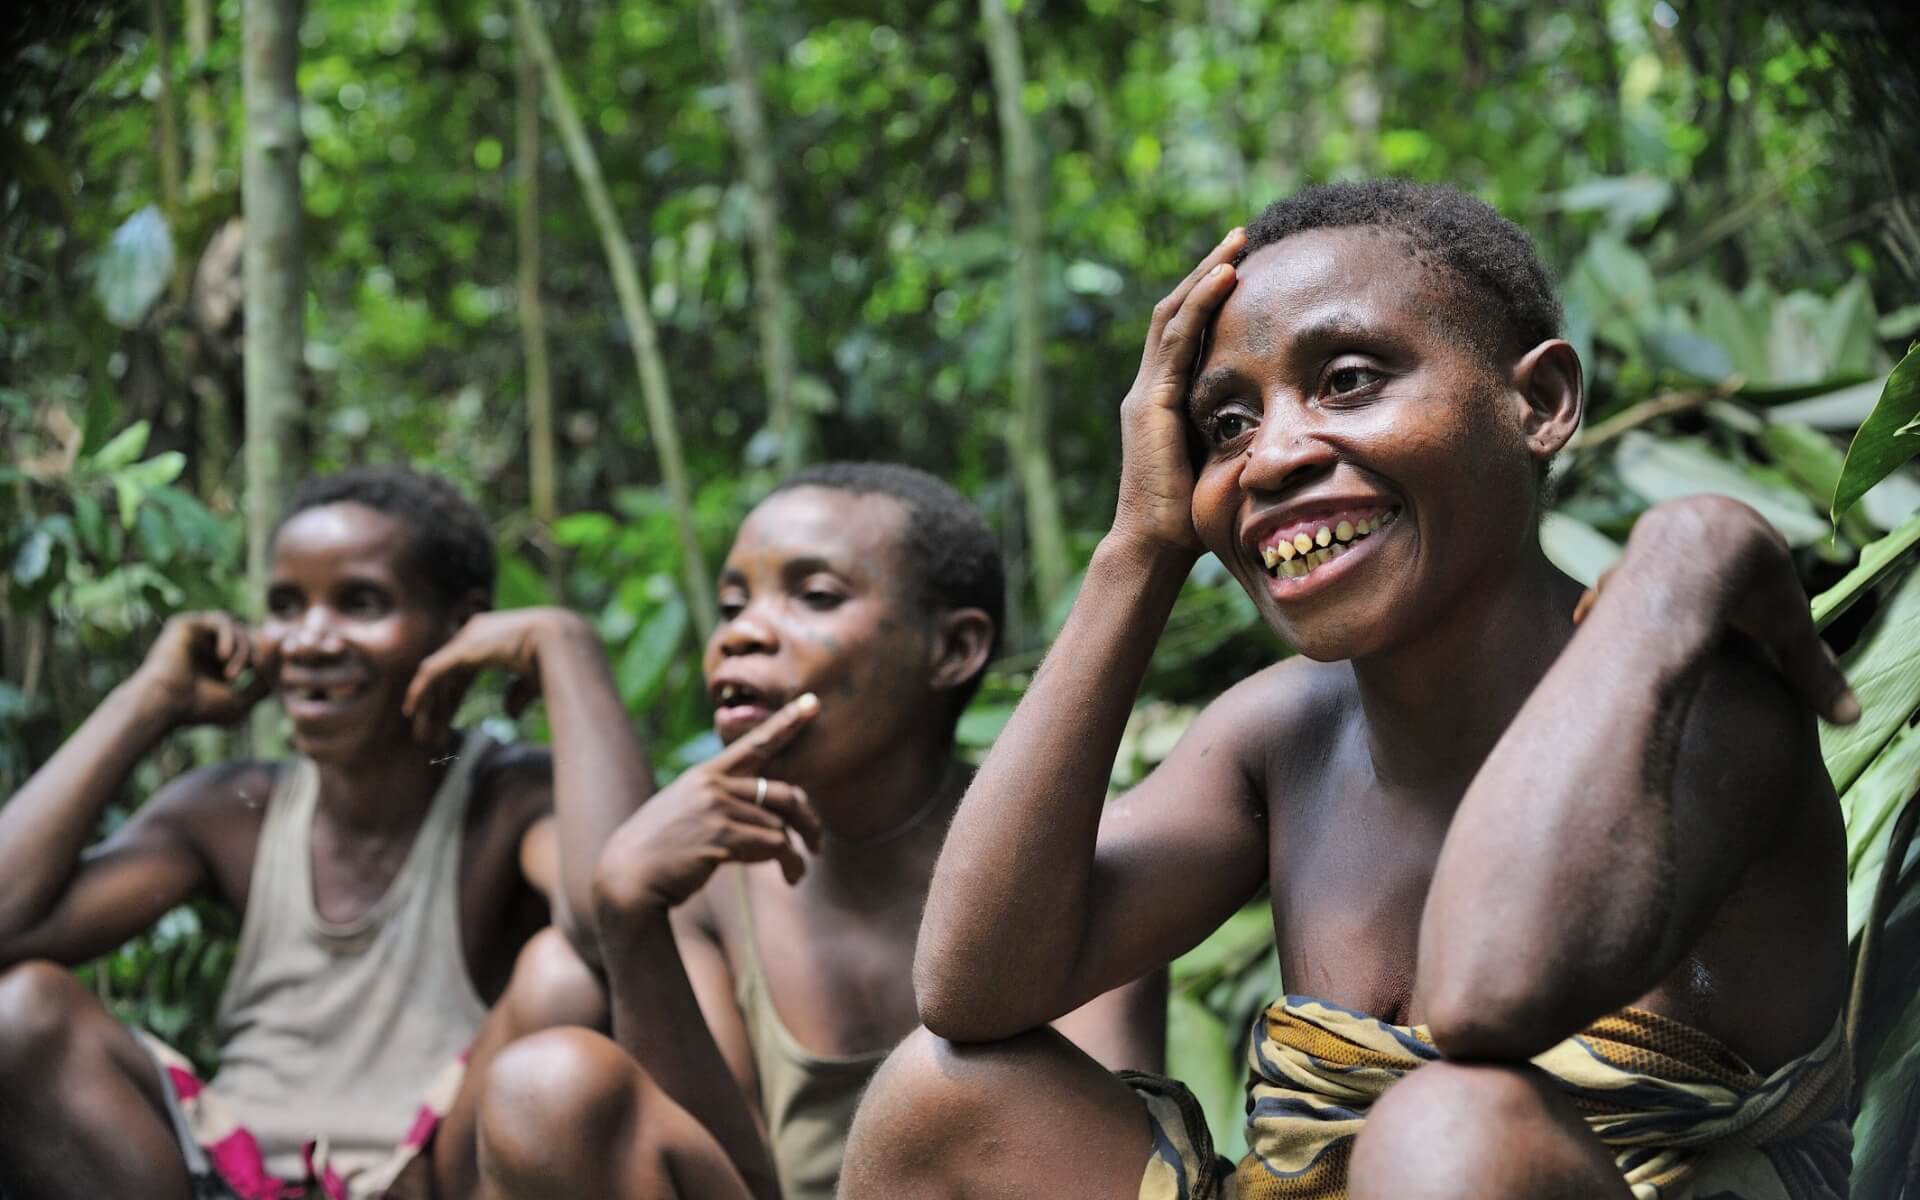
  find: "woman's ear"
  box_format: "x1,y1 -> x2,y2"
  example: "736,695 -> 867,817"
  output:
1511,338 -> 1584,463
927,607 -> 995,698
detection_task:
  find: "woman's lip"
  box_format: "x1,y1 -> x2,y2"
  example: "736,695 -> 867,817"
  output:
714,702 -> 776,741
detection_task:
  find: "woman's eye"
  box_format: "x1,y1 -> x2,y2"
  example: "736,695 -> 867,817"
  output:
1207,410 -> 1255,445
341,587 -> 389,616
1326,365 -> 1382,396
801,590 -> 845,610
718,600 -> 745,620
266,591 -> 300,618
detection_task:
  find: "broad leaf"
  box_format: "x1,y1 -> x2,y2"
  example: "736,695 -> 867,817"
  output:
1822,562 -> 1920,794
1813,509 -> 1920,630
1841,718 -> 1920,939
1833,345 -> 1920,522
94,206 -> 175,329
89,421 -> 151,473
1613,431 -> 1831,546
1539,512 -> 1622,586
615,593 -> 689,712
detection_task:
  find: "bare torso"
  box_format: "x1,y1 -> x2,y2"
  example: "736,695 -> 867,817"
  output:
1255,655 -> 1846,1072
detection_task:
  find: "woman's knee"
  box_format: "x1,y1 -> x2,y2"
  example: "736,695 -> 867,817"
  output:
0,961 -> 89,1076
478,1028 -> 640,1181
501,928 -> 608,1035
1350,1060 -> 1623,1200
845,1025 -> 1115,1196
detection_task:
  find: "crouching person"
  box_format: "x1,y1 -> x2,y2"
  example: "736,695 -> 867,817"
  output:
841,184 -> 1853,1200
476,463 -> 1166,1200
0,465 -> 647,1200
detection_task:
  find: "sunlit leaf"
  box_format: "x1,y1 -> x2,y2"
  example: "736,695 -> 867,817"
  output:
1539,512 -> 1622,586
1613,431 -> 1830,546
89,421 -> 151,472
1822,562 -> 1920,794
10,528 -> 54,586
1840,718 -> 1920,939
94,206 -> 175,328
1812,509 -> 1920,630
1833,345 -> 1920,522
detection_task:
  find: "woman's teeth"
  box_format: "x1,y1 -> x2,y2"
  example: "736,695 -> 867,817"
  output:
1260,509 -> 1399,580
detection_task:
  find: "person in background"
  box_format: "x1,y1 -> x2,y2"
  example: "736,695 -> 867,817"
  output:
477,462 -> 1167,1200
0,465 -> 644,1200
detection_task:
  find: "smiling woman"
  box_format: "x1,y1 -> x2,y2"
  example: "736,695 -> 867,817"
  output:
0,464 -> 651,1200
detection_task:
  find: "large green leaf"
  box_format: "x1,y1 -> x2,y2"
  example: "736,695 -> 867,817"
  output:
93,206 -> 175,329
1833,345 -> 1920,522
1813,510 -> 1920,630
1539,512 -> 1622,587
1841,718 -> 1920,939
1822,562 -> 1920,795
1613,431 -> 1831,546
1851,980 -> 1920,1199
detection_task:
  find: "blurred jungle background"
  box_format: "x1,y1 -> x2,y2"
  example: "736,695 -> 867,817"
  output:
4,0 -> 1920,1189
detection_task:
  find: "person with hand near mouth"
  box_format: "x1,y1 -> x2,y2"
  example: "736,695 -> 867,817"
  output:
0,465 -> 647,1200
474,462 -> 1166,1200
839,181 -> 1857,1200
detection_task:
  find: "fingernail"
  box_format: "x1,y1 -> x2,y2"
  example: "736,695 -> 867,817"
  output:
1209,264 -> 1230,278
1831,689 -> 1861,725
796,692 -> 819,714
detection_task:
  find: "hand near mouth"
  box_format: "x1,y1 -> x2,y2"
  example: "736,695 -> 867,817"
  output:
1112,226 -> 1245,562
402,607 -> 589,744
592,693 -> 825,916
133,611 -> 272,727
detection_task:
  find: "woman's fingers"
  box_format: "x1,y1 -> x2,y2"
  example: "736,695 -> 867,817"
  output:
1151,262 -> 1237,390
721,776 -> 822,852
717,693 -> 821,771
717,821 -> 809,886
1141,228 -> 1246,364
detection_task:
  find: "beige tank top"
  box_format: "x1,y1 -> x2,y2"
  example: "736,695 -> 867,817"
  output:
210,732 -> 492,1181
732,874 -> 889,1200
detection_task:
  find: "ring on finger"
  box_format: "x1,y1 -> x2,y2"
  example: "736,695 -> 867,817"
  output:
754,776 -> 769,807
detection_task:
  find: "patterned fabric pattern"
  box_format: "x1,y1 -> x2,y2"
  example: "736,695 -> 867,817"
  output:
1137,995 -> 1851,1200
137,1032 -> 466,1200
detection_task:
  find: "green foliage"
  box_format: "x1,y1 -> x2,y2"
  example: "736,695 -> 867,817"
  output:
3,0 -> 1917,1167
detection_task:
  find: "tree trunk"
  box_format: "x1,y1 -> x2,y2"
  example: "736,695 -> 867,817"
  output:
980,0 -> 1070,611
242,0 -> 304,746
186,0 -> 218,200
148,0 -> 184,298
514,13 -> 558,538
708,0 -> 802,472
514,0 -> 716,640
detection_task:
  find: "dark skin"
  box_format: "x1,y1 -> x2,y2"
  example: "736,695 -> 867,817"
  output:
0,501 -> 646,1200
839,227 -> 1852,1199
476,488 -> 1166,1200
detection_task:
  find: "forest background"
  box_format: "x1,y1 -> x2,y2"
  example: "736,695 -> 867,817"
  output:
4,0 -> 1920,1190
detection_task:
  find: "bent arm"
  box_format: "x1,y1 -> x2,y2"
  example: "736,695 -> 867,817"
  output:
535,613 -> 655,959
1051,967 -> 1170,1074
916,535 -> 1268,1041
0,675 -> 205,963
1415,554 -> 1817,1060
595,897 -> 779,1200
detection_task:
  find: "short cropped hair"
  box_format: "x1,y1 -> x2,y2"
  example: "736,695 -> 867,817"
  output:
768,462 -> 1004,706
1236,179 -> 1563,361
276,466 -> 495,612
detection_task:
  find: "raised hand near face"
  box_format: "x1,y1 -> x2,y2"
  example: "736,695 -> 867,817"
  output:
1111,226 -> 1246,561
134,611 -> 272,726
593,693 -> 825,917
401,607 -> 585,744
1577,495 -> 1860,726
